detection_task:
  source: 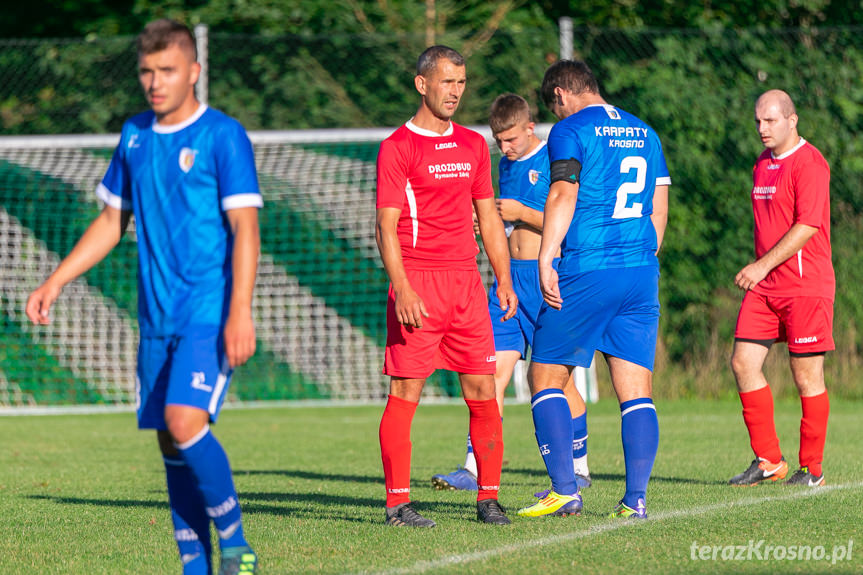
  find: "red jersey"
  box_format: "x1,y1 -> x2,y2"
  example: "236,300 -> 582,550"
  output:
376,120 -> 493,270
750,138 -> 834,299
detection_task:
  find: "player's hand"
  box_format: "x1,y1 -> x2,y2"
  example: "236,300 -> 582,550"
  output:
394,285 -> 429,329
734,262 -> 768,291
496,198 -> 525,223
496,282 -> 518,321
25,282 -> 62,325
224,310 -> 256,368
539,263 -> 563,309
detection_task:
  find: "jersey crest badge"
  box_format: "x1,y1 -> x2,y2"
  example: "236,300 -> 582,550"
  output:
605,107 -> 621,120
528,169 -> 541,185
179,148 -> 198,173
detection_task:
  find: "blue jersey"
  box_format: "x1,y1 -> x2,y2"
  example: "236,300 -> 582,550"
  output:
498,140 -> 550,212
547,104 -> 671,273
98,104 -> 262,337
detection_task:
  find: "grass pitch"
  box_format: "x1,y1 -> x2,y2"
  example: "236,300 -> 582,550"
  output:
1,398 -> 861,574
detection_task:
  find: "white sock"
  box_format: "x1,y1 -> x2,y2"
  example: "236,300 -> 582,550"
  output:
464,435 -> 478,476
573,454 -> 590,477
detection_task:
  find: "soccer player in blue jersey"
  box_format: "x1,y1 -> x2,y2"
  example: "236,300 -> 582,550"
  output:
25,19 -> 261,574
431,93 -> 592,492
517,61 -> 669,519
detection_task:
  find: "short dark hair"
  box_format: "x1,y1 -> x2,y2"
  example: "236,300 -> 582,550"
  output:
541,60 -> 599,108
489,93 -> 532,135
416,45 -> 465,76
136,18 -> 197,61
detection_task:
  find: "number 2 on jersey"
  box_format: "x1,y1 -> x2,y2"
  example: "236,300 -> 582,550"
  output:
612,156 -> 646,219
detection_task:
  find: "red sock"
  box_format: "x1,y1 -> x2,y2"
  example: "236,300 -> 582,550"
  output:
379,395 -> 418,507
739,386 -> 782,463
799,391 -> 829,477
465,398 -> 503,501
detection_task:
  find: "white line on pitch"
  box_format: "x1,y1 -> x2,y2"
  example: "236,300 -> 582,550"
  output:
357,481 -> 863,575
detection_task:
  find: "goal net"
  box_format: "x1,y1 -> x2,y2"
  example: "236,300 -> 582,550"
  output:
0,126 -> 596,410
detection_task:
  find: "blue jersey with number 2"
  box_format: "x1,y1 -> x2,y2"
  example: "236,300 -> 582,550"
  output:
547,104 -> 671,273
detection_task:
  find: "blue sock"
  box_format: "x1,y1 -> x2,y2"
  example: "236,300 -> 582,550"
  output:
177,426 -> 248,550
164,455 -> 212,574
572,412 -> 588,459
531,389 -> 578,495
620,398 -> 658,508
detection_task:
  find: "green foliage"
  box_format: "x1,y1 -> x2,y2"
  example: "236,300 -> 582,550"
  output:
580,27 -> 863,364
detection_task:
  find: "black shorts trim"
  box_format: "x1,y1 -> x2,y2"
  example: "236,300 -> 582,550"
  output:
734,337 -> 774,349
789,350 -> 828,358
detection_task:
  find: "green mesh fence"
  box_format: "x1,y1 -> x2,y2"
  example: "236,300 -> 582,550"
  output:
0,130 -> 511,407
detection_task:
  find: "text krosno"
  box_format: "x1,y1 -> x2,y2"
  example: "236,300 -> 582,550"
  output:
690,540 -> 853,564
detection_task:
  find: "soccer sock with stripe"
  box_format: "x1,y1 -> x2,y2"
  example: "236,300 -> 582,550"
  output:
531,388 -> 578,496
739,386 -> 783,463
176,426 -> 248,550
380,394 -> 418,508
572,412 -> 589,476
620,397 -> 658,509
164,455 -> 212,575
799,391 -> 829,477
466,398 -> 503,501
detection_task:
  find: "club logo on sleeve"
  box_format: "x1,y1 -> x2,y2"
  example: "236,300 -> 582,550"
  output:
528,169 -> 540,185
190,371 -> 213,392
179,148 -> 198,173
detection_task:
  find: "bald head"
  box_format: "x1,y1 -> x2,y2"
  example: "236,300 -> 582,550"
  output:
756,89 -> 796,118
754,89 -> 800,155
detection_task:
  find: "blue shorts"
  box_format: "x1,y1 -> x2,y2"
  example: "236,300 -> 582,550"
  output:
488,259 -> 559,358
136,326 -> 232,430
531,266 -> 660,370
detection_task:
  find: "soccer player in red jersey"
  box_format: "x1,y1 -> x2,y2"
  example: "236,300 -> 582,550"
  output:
375,45 -> 517,527
729,89 -> 833,487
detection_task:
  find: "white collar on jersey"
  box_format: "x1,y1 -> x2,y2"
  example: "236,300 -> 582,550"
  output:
152,103 -> 208,134
771,137 -> 807,160
515,139 -> 547,162
406,118 -> 454,137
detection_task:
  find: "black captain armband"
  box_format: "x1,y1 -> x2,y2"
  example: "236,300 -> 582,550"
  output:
550,159 -> 582,184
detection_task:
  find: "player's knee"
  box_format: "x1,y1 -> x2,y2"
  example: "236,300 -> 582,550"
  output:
164,415 -> 208,445
729,351 -> 753,379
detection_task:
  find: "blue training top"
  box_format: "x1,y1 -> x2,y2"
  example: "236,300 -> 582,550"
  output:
547,104 -> 671,273
498,140 -> 551,212
97,104 -> 263,337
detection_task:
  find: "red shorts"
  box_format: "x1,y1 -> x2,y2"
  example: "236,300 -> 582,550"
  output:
384,268 -> 496,378
735,291 -> 834,354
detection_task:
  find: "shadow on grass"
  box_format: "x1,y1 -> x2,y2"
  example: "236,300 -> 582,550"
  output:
235,468 -> 380,484
502,467 -> 720,485
26,489 -> 479,524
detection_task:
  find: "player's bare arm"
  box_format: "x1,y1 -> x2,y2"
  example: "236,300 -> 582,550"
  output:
538,180 -> 578,309
375,206 -> 429,328
651,184 -> 669,253
474,196 -> 518,320
734,222 -> 818,291
25,204 -> 130,325
224,207 -> 260,368
496,198 -> 544,233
